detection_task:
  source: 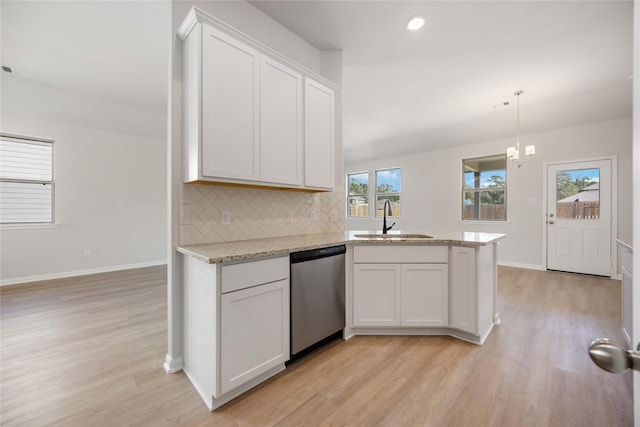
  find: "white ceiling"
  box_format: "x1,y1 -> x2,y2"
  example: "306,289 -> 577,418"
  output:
251,0 -> 633,162
1,1 -> 633,163
0,1 -> 169,115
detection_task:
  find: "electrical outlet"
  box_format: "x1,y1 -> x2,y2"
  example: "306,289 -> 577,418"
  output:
83,249 -> 91,258
310,211 -> 318,222
330,209 -> 338,222
287,211 -> 294,223
221,210 -> 231,226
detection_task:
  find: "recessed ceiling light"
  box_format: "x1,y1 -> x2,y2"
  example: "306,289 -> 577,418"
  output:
406,16 -> 425,31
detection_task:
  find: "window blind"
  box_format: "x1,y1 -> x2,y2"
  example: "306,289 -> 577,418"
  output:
0,135 -> 54,224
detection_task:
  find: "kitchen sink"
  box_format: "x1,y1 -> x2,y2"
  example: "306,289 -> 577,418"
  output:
353,233 -> 433,239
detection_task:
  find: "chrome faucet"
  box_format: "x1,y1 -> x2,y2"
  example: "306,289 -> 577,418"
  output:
382,200 -> 396,234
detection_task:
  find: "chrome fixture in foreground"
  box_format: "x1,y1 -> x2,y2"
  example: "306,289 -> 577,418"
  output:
588,338 -> 640,374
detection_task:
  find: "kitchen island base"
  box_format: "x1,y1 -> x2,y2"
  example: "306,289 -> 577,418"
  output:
345,242 -> 501,345
344,325 -> 496,346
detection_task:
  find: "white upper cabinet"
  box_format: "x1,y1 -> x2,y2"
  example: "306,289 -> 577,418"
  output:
179,9 -> 337,191
201,25 -> 260,181
304,78 -> 335,190
260,57 -> 303,186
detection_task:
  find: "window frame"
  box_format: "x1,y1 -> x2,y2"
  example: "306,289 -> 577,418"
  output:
346,168 -> 403,220
374,167 -> 402,219
0,133 -> 55,225
346,171 -> 370,218
461,154 -> 507,222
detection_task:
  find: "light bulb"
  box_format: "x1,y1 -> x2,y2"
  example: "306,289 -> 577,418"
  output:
407,16 -> 425,30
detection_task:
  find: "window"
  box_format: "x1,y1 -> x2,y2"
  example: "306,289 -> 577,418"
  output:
347,172 -> 369,217
375,168 -> 401,218
347,168 -> 402,219
462,155 -> 506,221
0,134 -> 54,224
556,168 -> 600,219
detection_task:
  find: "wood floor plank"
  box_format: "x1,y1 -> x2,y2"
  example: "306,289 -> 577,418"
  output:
0,265 -> 633,426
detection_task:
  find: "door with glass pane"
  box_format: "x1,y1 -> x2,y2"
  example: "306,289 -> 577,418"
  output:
546,159 -> 612,276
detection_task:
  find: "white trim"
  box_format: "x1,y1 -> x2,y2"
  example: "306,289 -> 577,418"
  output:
163,354 -> 184,374
0,260 -> 167,286
459,220 -> 511,226
346,170 -> 371,219
542,155 -> 618,279
177,7 -> 338,91
0,132 -> 54,144
349,326 -> 494,346
0,223 -> 59,230
498,260 -> 546,271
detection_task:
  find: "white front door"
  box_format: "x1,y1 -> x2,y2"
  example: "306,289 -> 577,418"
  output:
546,159 -> 613,276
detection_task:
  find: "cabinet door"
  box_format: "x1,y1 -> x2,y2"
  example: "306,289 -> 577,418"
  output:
260,57 -> 302,186
450,246 -> 477,334
201,25 -> 260,181
401,264 -> 449,327
353,264 -> 400,326
220,279 -> 289,395
304,78 -> 335,189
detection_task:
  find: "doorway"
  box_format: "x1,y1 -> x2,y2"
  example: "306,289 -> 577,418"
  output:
545,158 -> 615,277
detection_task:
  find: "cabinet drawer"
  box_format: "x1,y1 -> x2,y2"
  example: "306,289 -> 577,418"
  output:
221,256 -> 289,294
621,246 -> 633,275
353,245 -> 447,263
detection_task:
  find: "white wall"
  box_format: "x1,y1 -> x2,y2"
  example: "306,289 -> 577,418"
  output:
346,117 -> 632,271
0,80 -> 167,285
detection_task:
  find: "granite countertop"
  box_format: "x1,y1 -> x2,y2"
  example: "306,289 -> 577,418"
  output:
177,230 -> 507,264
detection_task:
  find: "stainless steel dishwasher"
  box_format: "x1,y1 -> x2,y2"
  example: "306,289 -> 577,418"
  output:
290,245 -> 346,361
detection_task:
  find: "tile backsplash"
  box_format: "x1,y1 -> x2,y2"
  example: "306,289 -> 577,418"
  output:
180,184 -> 345,245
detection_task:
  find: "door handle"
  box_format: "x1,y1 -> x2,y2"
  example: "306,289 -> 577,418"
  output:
588,338 -> 640,373
548,220 -> 555,225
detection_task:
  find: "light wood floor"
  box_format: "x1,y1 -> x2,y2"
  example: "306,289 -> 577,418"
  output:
0,266 -> 633,426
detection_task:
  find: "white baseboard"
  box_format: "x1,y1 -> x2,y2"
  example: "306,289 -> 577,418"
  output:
498,261 -> 621,279
0,260 -> 167,286
164,354 -> 184,374
498,261 -> 546,271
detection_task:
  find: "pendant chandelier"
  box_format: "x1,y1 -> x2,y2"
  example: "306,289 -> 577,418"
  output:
507,90 -> 535,167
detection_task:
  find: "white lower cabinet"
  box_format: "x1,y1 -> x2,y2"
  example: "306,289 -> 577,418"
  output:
450,246 -> 477,334
220,279 -> 289,395
352,246 -> 448,327
350,243 -> 498,344
182,255 -> 289,410
353,264 -> 401,326
449,245 -> 497,339
401,264 -> 448,327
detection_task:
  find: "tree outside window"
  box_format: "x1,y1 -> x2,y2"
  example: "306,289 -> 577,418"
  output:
462,155 -> 506,221
375,168 -> 401,218
347,172 -> 369,217
555,168 -> 600,219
